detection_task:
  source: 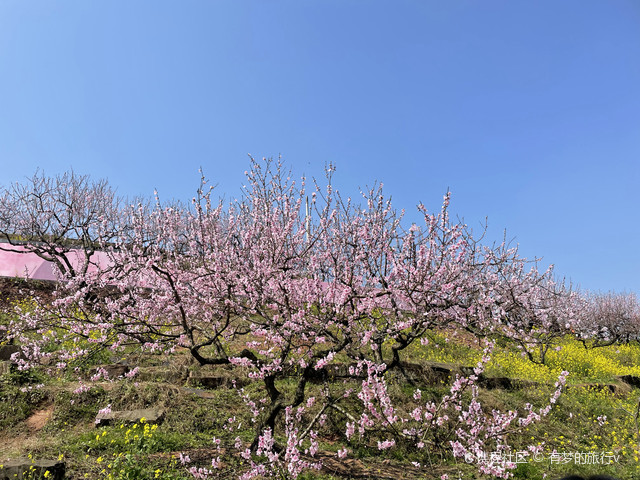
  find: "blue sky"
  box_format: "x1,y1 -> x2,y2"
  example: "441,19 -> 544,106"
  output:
1,1 -> 639,293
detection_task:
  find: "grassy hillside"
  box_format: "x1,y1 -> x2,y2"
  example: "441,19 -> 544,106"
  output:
0,281 -> 637,479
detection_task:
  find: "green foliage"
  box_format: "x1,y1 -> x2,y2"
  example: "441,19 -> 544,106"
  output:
0,384 -> 46,429
0,368 -> 47,429
4,329 -> 640,478
1,365 -> 46,386
47,386 -> 108,431
91,452 -> 191,480
84,420 -> 193,479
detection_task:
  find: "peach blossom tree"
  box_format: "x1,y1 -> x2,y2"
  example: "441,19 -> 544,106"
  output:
3,160 -> 574,479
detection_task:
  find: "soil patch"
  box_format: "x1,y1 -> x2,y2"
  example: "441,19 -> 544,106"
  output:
25,404 -> 53,431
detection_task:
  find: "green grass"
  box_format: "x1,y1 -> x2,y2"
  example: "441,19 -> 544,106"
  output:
2,331 -> 640,479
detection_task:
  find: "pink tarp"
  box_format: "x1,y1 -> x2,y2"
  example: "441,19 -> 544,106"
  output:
0,246 -> 112,281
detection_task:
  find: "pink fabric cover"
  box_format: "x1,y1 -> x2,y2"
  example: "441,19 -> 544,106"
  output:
0,246 -> 112,281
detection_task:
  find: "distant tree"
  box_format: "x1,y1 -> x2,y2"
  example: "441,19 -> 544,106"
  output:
575,291 -> 640,347
0,170 -> 122,278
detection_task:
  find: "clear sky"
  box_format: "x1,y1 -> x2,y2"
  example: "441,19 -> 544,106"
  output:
1,1 -> 639,293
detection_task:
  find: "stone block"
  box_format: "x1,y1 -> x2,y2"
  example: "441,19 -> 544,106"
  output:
95,407 -> 164,427
0,345 -> 22,362
0,458 -> 65,480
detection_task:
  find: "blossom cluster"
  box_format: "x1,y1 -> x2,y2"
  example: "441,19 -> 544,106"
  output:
1,160 -> 578,478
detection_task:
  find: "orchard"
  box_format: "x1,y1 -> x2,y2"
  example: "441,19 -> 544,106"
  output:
1,160 -> 638,480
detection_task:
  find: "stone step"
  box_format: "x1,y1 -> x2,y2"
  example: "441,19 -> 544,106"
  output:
95,407 -> 165,427
0,458 -> 65,480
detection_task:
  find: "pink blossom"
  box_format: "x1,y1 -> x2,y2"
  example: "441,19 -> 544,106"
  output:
377,439 -> 395,450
